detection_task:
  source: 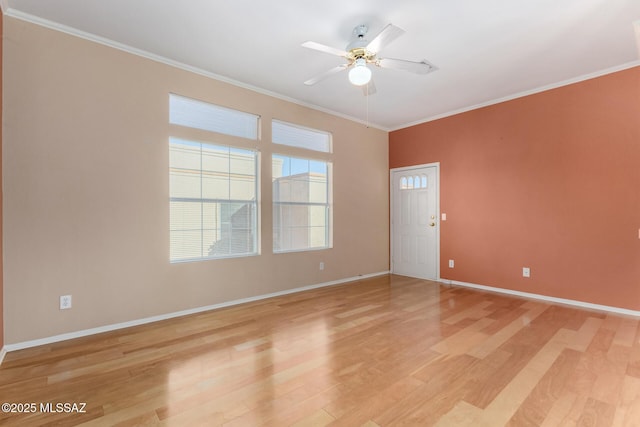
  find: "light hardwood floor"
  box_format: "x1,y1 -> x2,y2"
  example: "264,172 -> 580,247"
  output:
1,274 -> 640,426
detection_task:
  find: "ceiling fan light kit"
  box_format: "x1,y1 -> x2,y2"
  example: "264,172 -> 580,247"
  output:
348,58 -> 372,86
302,23 -> 436,92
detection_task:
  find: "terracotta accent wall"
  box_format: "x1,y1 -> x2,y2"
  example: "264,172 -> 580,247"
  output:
390,67 -> 640,311
3,17 -> 389,344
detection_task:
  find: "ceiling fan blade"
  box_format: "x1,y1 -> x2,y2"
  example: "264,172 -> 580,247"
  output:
366,24 -> 405,53
304,64 -> 349,85
377,58 -> 437,74
302,41 -> 348,57
362,79 -> 377,96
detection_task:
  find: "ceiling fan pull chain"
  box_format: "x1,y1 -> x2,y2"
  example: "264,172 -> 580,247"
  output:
366,84 -> 370,128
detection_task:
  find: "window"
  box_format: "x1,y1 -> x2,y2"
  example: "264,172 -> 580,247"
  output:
169,94 -> 260,262
272,120 -> 331,153
272,155 -> 331,252
400,174 -> 428,190
169,139 -> 258,262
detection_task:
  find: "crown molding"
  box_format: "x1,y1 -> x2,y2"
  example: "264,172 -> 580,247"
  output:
391,61 -> 640,131
5,9 -> 389,132
5,7 -> 638,134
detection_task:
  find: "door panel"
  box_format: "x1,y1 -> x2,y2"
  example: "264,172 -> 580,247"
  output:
392,166 -> 438,280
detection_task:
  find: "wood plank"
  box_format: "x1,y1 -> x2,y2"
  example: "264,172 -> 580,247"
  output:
576,398 -> 616,427
506,348 -> 582,426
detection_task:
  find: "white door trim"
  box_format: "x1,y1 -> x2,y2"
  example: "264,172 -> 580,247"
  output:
390,162 -> 441,280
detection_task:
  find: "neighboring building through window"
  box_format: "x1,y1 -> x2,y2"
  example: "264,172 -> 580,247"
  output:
170,139 -> 258,262
272,155 -> 331,252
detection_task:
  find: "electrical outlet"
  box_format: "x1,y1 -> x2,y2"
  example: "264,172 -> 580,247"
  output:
60,295 -> 72,310
522,267 -> 531,278
449,259 -> 454,268
319,262 -> 324,271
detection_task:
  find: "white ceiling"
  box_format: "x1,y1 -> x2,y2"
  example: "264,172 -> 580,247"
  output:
4,0 -> 640,130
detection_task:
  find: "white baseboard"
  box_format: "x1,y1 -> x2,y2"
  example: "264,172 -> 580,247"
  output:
439,278 -> 640,317
0,346 -> 6,367
4,271 -> 390,353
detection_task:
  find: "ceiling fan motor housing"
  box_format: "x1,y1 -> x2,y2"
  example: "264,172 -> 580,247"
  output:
346,25 -> 376,63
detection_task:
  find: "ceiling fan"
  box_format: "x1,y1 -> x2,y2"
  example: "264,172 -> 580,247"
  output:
302,24 -> 437,95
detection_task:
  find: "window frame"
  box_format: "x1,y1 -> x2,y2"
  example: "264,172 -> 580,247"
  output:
271,153 -> 333,254
168,92 -> 261,263
169,138 -> 260,263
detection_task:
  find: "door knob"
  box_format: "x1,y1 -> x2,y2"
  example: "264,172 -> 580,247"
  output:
429,222 -> 436,227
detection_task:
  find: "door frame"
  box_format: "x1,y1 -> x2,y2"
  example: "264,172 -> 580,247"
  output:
390,162 -> 441,280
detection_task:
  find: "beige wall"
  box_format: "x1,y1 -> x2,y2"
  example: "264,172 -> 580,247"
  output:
3,17 -> 389,344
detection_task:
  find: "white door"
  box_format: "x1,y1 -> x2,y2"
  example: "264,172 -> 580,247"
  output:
391,165 -> 439,280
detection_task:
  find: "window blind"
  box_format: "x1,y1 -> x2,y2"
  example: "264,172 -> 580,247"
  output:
272,120 -> 331,153
170,94 -> 259,140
